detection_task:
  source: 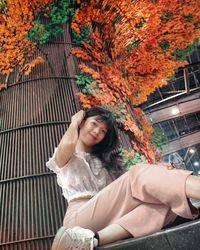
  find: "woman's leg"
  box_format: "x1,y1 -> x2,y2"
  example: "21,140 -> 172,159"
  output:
186,175 -> 200,199
98,173 -> 200,246
58,165 -> 198,249
97,202 -> 173,246
64,165 -> 197,238
98,224 -> 131,246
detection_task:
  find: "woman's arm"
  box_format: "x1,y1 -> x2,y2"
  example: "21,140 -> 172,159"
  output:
54,110 -> 85,168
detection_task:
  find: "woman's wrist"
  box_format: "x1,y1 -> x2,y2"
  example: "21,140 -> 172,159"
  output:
69,121 -> 79,129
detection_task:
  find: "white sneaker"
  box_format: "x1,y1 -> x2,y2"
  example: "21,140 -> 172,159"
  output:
51,226 -> 98,250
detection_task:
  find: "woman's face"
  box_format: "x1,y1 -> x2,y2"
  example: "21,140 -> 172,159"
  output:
79,116 -> 108,147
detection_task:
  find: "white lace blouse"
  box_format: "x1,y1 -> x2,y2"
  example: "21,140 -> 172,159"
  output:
46,148 -> 114,202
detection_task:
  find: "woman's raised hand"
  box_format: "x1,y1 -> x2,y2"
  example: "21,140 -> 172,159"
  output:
54,110 -> 86,168
71,110 -> 86,127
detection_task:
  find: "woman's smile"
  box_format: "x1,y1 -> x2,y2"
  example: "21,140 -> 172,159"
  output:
89,133 -> 98,141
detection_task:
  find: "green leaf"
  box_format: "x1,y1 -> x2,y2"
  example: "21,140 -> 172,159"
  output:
72,25 -> 92,46
0,0 -> 7,8
26,0 -> 76,45
159,40 -> 170,50
75,71 -> 98,94
194,20 -> 200,29
160,11 -> 173,22
183,14 -> 193,22
135,17 -> 146,29
172,38 -> 199,61
119,147 -> 147,170
127,40 -> 141,51
151,126 -> 168,151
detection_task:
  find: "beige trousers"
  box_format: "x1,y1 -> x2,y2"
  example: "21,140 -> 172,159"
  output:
63,164 -> 198,237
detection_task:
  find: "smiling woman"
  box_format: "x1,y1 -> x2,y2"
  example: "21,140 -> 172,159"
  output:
53,107 -> 119,172
46,106 -> 200,250
78,116 -> 108,149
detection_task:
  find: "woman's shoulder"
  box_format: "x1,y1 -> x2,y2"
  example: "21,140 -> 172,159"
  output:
46,148 -> 84,173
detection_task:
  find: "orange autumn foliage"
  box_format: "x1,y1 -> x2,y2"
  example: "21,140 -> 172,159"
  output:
71,47 -> 93,61
72,0 -> 200,102
78,92 -> 100,108
79,63 -> 100,80
16,56 -> 45,81
0,83 -> 7,91
71,0 -> 200,162
24,56 -> 45,76
0,0 -> 52,76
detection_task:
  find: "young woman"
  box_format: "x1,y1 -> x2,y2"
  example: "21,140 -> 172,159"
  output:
46,106 -> 199,250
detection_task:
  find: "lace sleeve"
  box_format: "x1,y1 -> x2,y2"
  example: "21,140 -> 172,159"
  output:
46,147 -> 61,173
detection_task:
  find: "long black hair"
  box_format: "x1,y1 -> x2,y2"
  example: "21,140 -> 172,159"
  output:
85,106 -> 123,174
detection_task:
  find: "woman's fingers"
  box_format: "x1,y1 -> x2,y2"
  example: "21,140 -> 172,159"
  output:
71,110 -> 86,126
170,162 -> 177,169
157,162 -> 177,170
166,162 -> 178,170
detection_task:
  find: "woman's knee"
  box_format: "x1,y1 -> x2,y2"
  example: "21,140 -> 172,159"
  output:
185,175 -> 200,199
127,164 -> 171,202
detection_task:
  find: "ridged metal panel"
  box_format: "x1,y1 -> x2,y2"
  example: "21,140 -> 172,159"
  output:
0,175 -> 66,243
0,21 -> 80,249
0,238 -> 52,250
0,22 -> 132,249
0,124 -> 70,179
0,108 -> 70,248
0,78 -> 77,131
